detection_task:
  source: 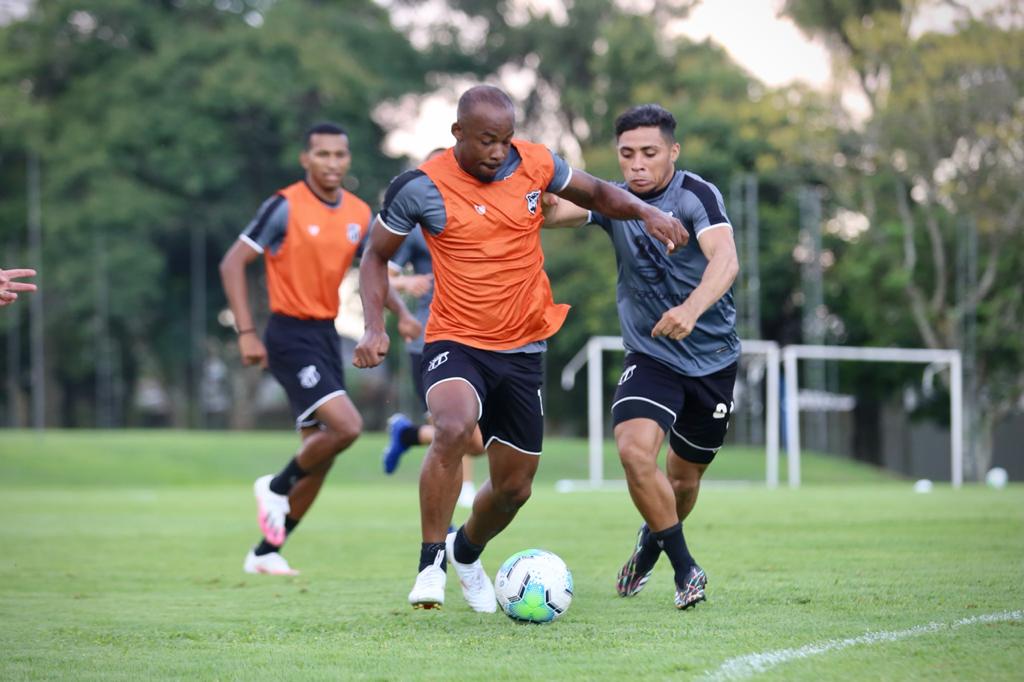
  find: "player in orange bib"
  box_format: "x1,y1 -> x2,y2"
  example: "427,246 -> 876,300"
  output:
354,86 -> 687,612
220,122 -> 419,576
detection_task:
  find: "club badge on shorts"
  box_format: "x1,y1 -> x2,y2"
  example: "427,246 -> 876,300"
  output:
297,365 -> 321,389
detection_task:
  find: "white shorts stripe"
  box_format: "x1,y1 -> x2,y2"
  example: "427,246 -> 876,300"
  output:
295,390 -> 347,430
611,396 -> 677,420
485,435 -> 542,456
670,425 -> 721,453
425,377 -> 483,421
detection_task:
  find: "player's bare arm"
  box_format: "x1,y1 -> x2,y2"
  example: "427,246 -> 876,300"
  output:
354,220 -> 407,368
540,192 -> 589,229
555,170 -> 687,251
219,241 -> 268,368
384,278 -> 423,343
651,226 -> 739,340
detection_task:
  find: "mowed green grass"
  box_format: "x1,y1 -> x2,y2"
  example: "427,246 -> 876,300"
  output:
1,430 -> 1021,681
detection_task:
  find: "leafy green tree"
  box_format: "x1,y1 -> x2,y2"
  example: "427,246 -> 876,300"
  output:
784,0 -> 1024,476
0,0 -> 428,426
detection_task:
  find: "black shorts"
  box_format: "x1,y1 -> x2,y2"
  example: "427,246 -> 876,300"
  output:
409,351 -> 427,410
421,340 -> 544,455
265,313 -> 346,430
611,353 -> 737,464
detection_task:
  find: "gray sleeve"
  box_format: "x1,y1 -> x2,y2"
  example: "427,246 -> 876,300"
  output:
588,209 -> 612,234
545,150 -> 573,193
680,174 -> 730,235
240,195 -> 289,254
379,171 -> 447,236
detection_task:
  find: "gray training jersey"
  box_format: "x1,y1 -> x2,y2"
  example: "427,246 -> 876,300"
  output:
590,170 -> 739,377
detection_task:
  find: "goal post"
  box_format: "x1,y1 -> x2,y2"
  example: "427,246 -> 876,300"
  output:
558,337 -> 781,491
782,345 -> 964,488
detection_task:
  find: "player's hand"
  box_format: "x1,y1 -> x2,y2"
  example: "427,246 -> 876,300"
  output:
641,209 -> 687,254
397,313 -> 423,343
239,333 -> 268,368
353,328 -> 389,368
651,303 -> 698,340
0,268 -> 37,307
402,274 -> 433,298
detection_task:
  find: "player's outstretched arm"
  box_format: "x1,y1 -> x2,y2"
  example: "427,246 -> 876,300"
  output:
652,226 -> 739,340
555,170 -> 687,252
0,267 -> 37,307
219,242 -> 267,367
540,192 -> 589,229
354,219 -> 406,368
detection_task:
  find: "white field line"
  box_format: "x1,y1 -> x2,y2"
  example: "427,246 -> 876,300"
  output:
701,610 -> 1023,681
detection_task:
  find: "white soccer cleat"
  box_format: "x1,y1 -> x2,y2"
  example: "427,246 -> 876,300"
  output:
446,531 -> 497,613
457,480 -> 476,509
253,474 -> 289,546
244,550 -> 299,576
408,548 -> 446,609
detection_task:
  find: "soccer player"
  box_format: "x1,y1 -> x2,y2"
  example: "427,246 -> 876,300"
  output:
383,148 -> 483,510
354,86 -> 687,612
219,122 -> 420,576
543,104 -> 739,609
0,267 -> 37,307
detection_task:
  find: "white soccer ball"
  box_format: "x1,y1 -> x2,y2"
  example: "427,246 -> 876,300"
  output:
913,479 -> 933,494
985,467 -> 1008,490
494,549 -> 573,623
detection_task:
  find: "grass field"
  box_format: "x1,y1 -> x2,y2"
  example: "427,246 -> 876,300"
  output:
1,430 -> 1021,681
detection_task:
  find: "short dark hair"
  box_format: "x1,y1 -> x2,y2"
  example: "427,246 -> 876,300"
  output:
304,122 -> 348,149
614,104 -> 676,141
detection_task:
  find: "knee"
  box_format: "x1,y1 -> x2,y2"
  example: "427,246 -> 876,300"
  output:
431,414 -> 476,451
618,440 -> 657,479
492,477 -> 532,511
328,416 -> 362,452
669,470 -> 701,498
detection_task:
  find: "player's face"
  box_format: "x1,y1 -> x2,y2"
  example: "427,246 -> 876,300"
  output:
616,126 -> 679,195
452,104 -> 514,181
301,133 -> 351,196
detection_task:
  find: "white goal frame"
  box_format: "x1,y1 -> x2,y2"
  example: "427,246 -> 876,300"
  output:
783,344 -> 963,488
558,336 -> 781,492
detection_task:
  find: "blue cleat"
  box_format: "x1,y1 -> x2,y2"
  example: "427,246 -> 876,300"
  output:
382,413 -> 414,474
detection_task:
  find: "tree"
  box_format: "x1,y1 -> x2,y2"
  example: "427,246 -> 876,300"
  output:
0,0 -> 429,426
784,0 -> 1024,476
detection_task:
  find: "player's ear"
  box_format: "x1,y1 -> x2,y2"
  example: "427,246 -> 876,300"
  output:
299,149 -> 310,171
669,142 -> 680,164
451,122 -> 463,142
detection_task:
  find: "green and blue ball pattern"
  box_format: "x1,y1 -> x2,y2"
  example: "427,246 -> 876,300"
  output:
494,549 -> 574,623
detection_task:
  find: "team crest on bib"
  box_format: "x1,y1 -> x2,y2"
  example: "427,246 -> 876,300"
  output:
307,224 -> 321,236
525,190 -> 541,215
347,223 -> 362,244
297,365 -> 320,389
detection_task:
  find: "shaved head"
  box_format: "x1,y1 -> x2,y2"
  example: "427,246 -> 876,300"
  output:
452,85 -> 516,181
457,85 -> 515,122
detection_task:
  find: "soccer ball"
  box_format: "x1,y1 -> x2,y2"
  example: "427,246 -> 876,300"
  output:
494,549 -> 573,623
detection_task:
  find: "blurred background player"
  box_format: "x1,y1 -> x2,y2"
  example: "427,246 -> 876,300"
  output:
383,147 -> 482,510
544,104 -> 739,610
0,267 -> 37,307
219,122 -> 420,576
354,85 -> 686,612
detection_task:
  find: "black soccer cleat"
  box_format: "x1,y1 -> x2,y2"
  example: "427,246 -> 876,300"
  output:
617,524 -> 656,597
674,564 -> 707,610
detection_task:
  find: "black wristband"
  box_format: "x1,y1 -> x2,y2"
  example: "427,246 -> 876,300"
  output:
237,328 -> 256,336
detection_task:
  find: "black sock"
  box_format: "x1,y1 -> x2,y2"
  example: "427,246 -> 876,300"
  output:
399,424 -> 421,448
419,542 -> 446,572
634,524 -> 662,574
269,457 -> 307,495
452,526 -> 484,565
253,516 -> 300,556
652,522 -> 695,587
